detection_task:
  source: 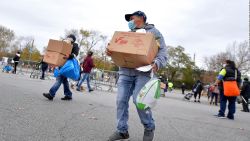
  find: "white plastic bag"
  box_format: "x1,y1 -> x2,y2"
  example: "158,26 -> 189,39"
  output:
136,73 -> 161,110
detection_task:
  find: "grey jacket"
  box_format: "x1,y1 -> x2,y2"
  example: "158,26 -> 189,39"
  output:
119,24 -> 167,76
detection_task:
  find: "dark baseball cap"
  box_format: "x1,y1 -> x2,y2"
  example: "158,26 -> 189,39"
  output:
67,34 -> 76,43
125,11 -> 147,22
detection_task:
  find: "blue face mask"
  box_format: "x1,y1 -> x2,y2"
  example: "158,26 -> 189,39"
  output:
128,20 -> 136,30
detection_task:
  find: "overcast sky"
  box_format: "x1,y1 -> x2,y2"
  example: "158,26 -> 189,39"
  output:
0,0 -> 248,67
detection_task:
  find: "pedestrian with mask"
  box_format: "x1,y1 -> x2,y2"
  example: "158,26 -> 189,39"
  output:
77,51 -> 95,93
214,60 -> 241,119
43,34 -> 79,101
240,77 -> 250,112
106,11 -> 167,141
12,51 -> 21,74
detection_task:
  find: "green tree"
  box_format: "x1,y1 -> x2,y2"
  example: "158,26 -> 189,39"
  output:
158,46 -> 198,89
165,46 -> 195,82
182,67 -> 195,89
63,28 -> 111,70
20,39 -> 41,62
64,29 -> 106,52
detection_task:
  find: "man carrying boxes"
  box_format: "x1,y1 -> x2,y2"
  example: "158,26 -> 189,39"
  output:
43,34 -> 79,101
107,11 -> 167,141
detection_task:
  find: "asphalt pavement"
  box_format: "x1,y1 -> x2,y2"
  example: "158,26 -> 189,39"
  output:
0,72 -> 249,141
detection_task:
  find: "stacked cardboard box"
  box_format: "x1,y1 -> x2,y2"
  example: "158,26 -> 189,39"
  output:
43,39 -> 72,66
108,31 -> 158,68
160,82 -> 166,89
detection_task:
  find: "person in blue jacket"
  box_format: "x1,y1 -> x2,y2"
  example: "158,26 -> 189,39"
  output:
43,34 -> 79,101
106,11 -> 167,141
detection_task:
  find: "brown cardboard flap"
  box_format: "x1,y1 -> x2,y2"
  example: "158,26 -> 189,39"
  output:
43,51 -> 67,66
47,39 -> 72,55
108,31 -> 158,68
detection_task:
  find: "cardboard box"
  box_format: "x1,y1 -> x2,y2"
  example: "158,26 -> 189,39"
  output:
160,82 -> 166,89
108,31 -> 158,68
47,39 -> 72,55
43,51 -> 67,66
43,39 -> 72,66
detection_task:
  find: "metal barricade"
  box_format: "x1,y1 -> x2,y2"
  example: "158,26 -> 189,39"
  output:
90,69 -> 118,92
1,58 -> 119,93
16,60 -> 39,75
15,60 -> 54,80
68,69 -> 118,93
0,61 -> 5,70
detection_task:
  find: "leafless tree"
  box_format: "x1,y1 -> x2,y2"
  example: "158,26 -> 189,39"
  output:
226,41 -> 250,74
63,29 -> 107,55
0,25 -> 15,56
204,40 -> 250,75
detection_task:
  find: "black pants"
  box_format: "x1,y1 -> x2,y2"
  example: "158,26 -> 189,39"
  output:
242,96 -> 249,112
182,89 -> 185,94
194,92 -> 201,100
41,67 -> 48,79
41,70 -> 45,79
13,62 -> 18,74
210,93 -> 218,105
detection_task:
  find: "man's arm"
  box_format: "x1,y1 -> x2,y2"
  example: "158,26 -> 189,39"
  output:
149,28 -> 167,70
214,69 -> 226,85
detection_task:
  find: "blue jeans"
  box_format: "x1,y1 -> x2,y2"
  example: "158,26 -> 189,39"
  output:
210,92 -> 218,105
116,74 -> 155,133
49,75 -> 72,97
218,87 -> 236,118
77,73 -> 91,90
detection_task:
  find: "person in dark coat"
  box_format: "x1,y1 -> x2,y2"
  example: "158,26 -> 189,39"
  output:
159,76 -> 166,97
76,51 -> 95,92
164,81 -> 168,93
192,80 -> 203,102
241,78 -> 250,112
43,34 -> 79,101
40,57 -> 48,80
181,83 -> 186,94
12,51 -> 21,74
